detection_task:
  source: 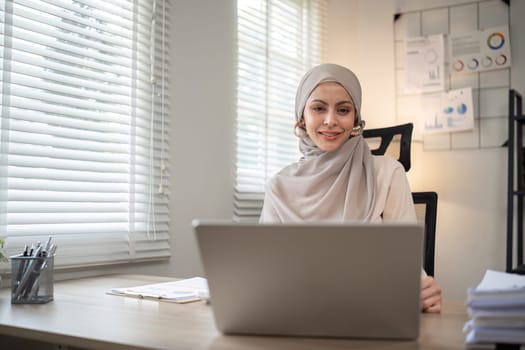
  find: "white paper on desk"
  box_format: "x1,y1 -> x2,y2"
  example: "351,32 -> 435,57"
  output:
467,270 -> 525,309
469,308 -> 525,318
466,327 -> 525,344
109,277 -> 209,302
476,270 -> 525,291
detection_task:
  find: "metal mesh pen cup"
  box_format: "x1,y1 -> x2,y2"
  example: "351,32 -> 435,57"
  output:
11,255 -> 54,304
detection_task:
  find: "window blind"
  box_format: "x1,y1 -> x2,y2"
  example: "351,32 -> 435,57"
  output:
235,0 -> 326,221
0,0 -> 171,268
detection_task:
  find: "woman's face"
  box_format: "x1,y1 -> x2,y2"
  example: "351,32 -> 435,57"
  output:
303,82 -> 356,152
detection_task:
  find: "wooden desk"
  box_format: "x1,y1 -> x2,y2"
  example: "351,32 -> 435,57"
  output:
0,274 -> 468,350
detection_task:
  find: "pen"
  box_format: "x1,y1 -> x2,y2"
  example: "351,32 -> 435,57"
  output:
26,255 -> 52,299
44,236 -> 52,254
48,244 -> 57,257
13,245 -> 30,293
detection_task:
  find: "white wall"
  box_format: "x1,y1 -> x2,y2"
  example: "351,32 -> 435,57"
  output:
327,0 -> 398,128
326,0 -> 525,299
167,0 -> 236,278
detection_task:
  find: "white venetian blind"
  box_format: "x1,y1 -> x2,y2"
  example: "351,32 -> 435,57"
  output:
0,0 -> 171,268
235,0 -> 326,221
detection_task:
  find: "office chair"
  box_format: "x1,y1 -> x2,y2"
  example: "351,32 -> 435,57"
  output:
412,192 -> 438,276
362,123 -> 438,276
362,123 -> 413,171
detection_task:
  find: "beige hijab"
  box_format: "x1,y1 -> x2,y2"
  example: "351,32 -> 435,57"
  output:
260,64 -> 380,222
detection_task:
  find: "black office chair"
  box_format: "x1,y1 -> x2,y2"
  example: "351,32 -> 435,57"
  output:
362,123 -> 438,276
362,123 -> 413,171
412,192 -> 438,276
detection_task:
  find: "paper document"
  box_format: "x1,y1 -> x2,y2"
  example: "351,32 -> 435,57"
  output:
108,277 -> 209,304
467,270 -> 525,309
465,270 -> 525,345
404,34 -> 445,93
475,269 -> 525,291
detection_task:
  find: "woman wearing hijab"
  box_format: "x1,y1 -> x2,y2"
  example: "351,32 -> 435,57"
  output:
259,63 -> 442,313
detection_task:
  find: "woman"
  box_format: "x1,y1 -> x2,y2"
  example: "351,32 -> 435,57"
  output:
259,63 -> 442,313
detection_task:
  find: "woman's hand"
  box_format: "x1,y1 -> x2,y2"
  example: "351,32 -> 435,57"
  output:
421,275 -> 442,313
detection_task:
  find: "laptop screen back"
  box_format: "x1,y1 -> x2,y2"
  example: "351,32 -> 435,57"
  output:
193,221 -> 423,340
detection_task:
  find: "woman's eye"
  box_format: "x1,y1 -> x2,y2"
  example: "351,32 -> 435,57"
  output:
338,107 -> 351,114
312,106 -> 325,112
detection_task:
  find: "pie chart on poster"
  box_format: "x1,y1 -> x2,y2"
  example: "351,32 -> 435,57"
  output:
457,103 -> 467,115
496,54 -> 507,65
487,32 -> 505,50
453,60 -> 464,72
482,56 -> 493,67
425,49 -> 438,64
467,58 -> 479,70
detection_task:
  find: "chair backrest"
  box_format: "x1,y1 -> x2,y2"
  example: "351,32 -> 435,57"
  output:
412,191 -> 438,276
362,123 -> 413,172
362,123 -> 437,275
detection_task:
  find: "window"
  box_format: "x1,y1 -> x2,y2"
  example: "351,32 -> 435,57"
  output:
235,0 -> 326,221
0,0 -> 171,268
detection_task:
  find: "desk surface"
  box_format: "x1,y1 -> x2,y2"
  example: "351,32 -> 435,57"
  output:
0,274 -> 468,350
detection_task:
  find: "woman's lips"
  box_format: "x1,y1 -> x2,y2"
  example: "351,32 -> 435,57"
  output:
318,131 -> 343,140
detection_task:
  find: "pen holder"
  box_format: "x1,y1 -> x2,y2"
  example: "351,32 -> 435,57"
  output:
10,255 -> 54,304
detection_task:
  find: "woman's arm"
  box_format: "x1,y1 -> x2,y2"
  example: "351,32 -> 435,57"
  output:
381,160 -> 442,313
381,164 -> 417,222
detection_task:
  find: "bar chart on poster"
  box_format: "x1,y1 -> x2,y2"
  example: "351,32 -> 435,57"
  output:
394,0 -> 511,150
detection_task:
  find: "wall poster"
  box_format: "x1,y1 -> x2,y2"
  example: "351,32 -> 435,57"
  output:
449,25 -> 511,74
404,34 -> 445,93
423,87 -> 475,134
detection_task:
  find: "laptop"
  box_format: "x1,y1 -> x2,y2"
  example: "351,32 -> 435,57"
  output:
193,220 -> 424,340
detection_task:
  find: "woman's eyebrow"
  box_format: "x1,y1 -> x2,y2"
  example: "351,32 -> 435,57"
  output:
308,99 -> 353,106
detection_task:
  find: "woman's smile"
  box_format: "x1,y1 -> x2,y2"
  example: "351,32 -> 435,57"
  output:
318,130 -> 344,140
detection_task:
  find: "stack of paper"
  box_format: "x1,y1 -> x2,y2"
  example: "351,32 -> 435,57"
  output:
108,277 -> 209,304
465,270 -> 525,347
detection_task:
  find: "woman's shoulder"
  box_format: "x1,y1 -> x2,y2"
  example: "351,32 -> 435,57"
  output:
371,154 -> 405,174
372,155 -> 409,190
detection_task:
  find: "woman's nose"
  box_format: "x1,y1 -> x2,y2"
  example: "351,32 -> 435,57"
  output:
323,110 -> 337,126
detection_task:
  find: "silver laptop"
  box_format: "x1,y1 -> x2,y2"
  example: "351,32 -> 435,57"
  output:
193,220 -> 424,340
